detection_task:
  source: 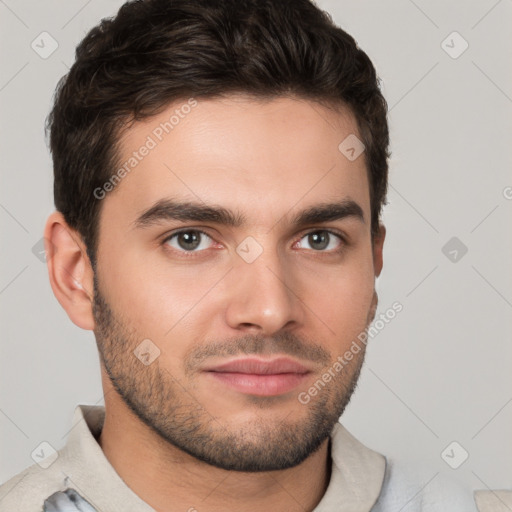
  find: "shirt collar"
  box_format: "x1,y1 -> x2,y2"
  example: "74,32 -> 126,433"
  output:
63,404 -> 385,512
60,404 -> 155,511
314,421 -> 386,511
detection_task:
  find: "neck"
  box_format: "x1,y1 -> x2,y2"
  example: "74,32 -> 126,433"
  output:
97,398 -> 333,512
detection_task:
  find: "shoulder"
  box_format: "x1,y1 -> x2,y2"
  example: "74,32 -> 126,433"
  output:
474,489 -> 512,512
0,452 -> 69,511
371,457 -> 478,512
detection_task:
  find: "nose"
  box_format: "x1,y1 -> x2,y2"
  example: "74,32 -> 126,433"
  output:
224,246 -> 304,335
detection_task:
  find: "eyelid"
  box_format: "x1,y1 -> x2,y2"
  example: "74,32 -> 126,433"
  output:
160,226 -> 348,256
161,228 -> 216,249
293,228 -> 347,253
295,227 -> 348,244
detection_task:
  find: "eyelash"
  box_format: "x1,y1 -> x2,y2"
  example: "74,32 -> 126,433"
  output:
161,228 -> 347,258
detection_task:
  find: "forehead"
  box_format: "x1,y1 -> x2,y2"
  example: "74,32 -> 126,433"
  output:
102,95 -> 370,230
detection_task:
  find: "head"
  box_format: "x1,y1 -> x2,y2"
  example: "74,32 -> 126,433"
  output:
45,0 -> 389,472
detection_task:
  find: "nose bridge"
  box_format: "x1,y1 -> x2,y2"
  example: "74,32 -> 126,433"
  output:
224,237 -> 302,333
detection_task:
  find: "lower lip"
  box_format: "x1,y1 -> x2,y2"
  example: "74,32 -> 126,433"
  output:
206,371 -> 310,396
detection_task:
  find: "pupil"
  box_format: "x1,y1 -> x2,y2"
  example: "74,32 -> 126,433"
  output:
310,231 -> 328,250
179,231 -> 200,250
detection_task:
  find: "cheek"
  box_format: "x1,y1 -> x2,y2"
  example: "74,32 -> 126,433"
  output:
98,233 -> 376,351
100,246 -> 222,341
313,280 -> 374,336
303,253 -> 375,339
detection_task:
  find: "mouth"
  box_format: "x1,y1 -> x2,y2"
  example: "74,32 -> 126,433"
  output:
203,357 -> 312,396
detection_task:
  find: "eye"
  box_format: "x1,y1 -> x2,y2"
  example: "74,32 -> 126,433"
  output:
295,230 -> 345,252
163,229 -> 215,254
162,228 -> 346,257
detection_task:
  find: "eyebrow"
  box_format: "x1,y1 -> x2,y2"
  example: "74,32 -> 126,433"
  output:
132,197 -> 365,230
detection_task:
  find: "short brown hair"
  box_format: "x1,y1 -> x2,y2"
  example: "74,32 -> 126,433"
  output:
46,0 -> 390,268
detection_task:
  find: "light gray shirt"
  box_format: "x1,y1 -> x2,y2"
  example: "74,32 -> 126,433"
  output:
0,405 -> 480,511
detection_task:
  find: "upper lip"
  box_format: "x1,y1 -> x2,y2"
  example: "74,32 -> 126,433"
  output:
204,357 -> 311,375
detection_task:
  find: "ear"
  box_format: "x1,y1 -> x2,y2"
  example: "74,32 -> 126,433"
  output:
372,223 -> 386,278
43,211 -> 95,330
367,223 -> 386,324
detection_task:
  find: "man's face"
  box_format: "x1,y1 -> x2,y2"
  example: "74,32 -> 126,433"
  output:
92,95 -> 384,472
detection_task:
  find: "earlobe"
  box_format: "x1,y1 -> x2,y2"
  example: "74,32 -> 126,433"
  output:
367,290 -> 378,324
44,211 -> 96,331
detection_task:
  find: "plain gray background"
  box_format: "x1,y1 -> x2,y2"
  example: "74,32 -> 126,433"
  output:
1,0 -> 511,497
